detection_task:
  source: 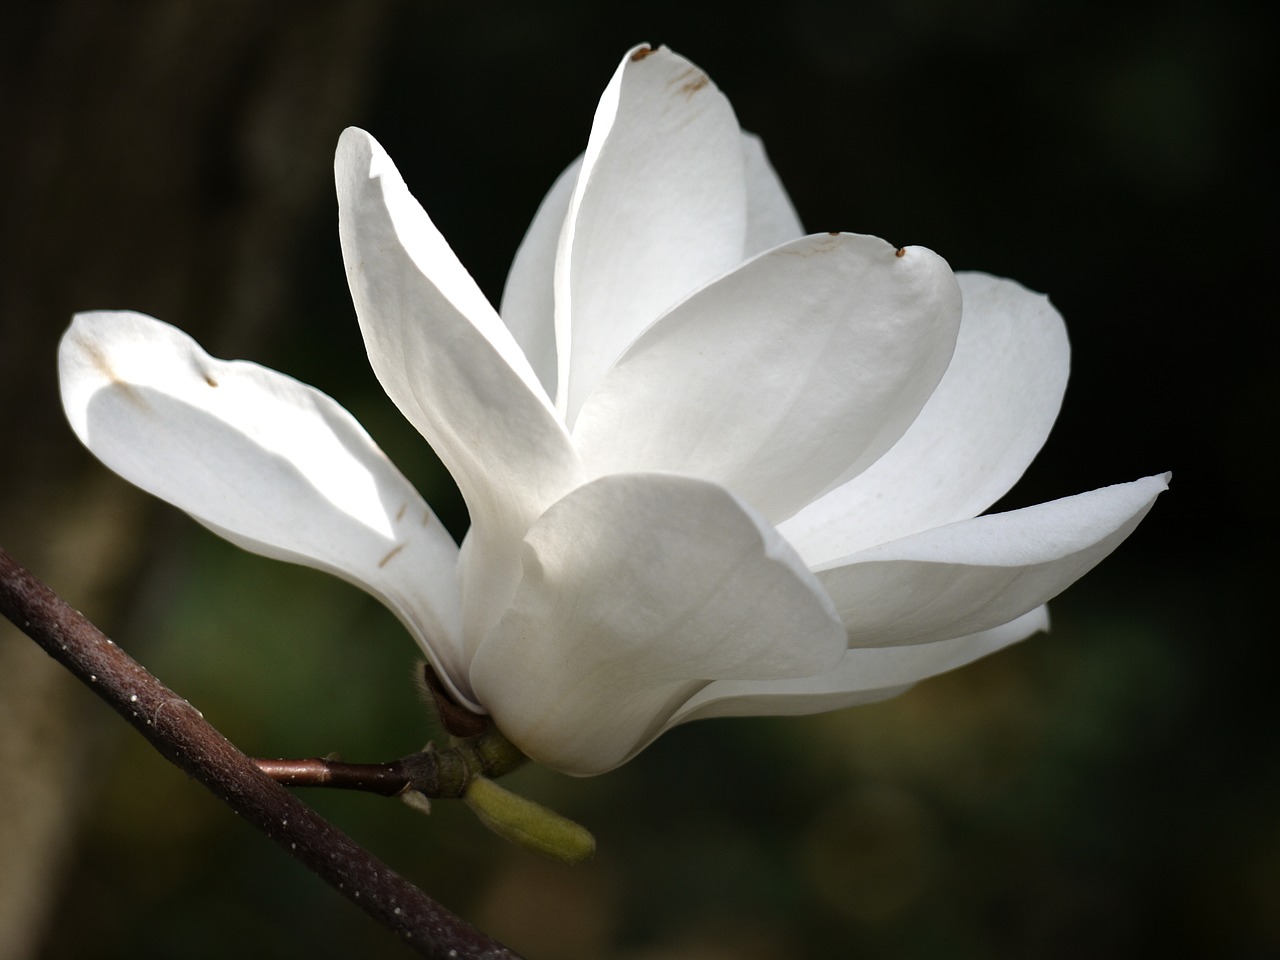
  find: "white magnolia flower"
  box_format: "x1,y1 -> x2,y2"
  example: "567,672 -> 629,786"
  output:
59,45 -> 1166,776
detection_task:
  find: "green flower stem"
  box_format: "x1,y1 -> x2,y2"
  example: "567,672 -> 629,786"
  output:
398,724 -> 530,799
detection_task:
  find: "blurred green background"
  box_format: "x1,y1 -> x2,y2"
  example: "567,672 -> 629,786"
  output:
0,1 -> 1271,958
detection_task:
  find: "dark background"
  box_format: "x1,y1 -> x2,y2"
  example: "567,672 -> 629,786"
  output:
1,1 -> 1272,958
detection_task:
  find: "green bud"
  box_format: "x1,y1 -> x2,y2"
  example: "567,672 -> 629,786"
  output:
464,776 -> 596,864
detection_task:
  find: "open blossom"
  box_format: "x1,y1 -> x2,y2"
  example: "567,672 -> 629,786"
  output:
59,45 -> 1165,776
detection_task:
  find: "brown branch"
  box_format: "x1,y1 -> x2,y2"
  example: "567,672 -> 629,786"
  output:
250,712 -> 529,801
255,756 -> 413,795
0,546 -> 523,960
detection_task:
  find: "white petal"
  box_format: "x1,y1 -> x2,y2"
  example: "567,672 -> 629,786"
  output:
58,311 -> 473,703
780,272 -> 1071,563
500,128 -> 796,399
669,606 -> 1048,724
574,235 -> 962,523
469,473 -> 846,775
336,128 -> 582,648
556,45 -> 749,423
741,132 -> 805,255
499,156 -> 582,398
818,474 -> 1169,647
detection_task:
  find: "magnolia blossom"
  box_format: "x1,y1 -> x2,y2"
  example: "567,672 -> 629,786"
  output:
59,45 -> 1165,776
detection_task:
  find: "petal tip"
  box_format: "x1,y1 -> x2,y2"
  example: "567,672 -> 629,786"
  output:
335,126 -> 385,184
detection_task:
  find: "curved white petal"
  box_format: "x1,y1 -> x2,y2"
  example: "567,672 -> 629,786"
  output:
557,45 -> 749,424
499,156 -> 582,398
336,128 -> 582,649
818,474 -> 1169,648
470,473 -> 846,775
58,311 -> 472,703
574,235 -> 962,523
500,128 -> 798,399
742,133 -> 805,255
780,272 -> 1071,563
668,606 -> 1048,724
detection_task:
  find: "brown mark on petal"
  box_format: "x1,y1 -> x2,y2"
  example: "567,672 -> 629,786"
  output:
670,67 -> 710,98
204,375 -> 219,388
681,73 -> 709,96
395,502 -> 407,522
378,543 -> 406,568
421,510 -> 433,527
828,231 -> 840,237
84,341 -> 146,408
630,46 -> 654,62
895,247 -> 907,258
85,343 -> 120,383
779,233 -> 841,258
